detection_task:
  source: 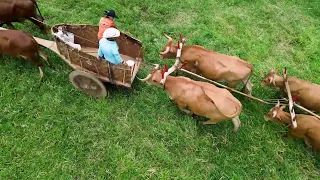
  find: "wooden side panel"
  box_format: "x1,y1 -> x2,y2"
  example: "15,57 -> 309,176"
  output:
51,24 -> 143,86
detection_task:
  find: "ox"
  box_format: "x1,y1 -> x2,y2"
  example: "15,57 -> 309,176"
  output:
261,70 -> 320,113
0,0 -> 46,32
264,101 -> 320,151
158,34 -> 254,95
138,64 -> 242,132
0,29 -> 51,79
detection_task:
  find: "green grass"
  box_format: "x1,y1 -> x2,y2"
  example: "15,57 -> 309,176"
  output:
1,0 -> 320,179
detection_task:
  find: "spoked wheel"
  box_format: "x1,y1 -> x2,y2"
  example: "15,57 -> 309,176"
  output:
69,70 -> 108,98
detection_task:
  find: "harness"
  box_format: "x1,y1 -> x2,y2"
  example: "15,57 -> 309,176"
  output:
160,62 -> 190,90
283,68 -> 297,128
160,34 -> 186,86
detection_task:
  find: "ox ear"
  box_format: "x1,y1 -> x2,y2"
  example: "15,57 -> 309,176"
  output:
272,110 -> 278,118
279,105 -> 286,111
159,47 -> 170,55
169,46 -> 176,53
269,76 -> 274,84
270,70 -> 279,75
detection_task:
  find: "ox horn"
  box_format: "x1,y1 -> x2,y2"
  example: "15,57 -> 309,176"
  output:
137,74 -> 152,82
276,100 -> 280,108
163,33 -> 173,41
153,64 -> 160,70
159,46 -> 170,55
137,64 -> 159,82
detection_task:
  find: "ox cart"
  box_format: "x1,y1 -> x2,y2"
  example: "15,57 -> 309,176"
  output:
33,24 -> 143,98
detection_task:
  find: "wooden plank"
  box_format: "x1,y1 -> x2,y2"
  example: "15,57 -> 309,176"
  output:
81,47 -> 98,56
34,37 -> 60,54
70,63 -> 131,88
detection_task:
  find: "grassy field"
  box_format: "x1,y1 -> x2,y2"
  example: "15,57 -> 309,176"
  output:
1,0 -> 320,179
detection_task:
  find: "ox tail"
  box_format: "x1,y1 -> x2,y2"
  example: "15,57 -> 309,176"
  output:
231,116 -> 241,133
38,49 -> 50,67
30,0 -> 44,21
241,64 -> 254,95
214,98 -> 242,120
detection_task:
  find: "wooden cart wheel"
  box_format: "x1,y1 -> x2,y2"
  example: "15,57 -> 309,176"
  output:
69,70 -> 108,98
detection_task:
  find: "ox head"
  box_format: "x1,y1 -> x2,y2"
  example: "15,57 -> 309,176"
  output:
260,70 -> 280,87
158,34 -> 178,59
263,100 -> 286,123
137,64 -> 164,88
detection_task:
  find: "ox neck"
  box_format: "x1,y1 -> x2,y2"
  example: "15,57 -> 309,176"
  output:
273,75 -> 285,88
278,112 -> 292,125
161,76 -> 175,90
174,46 -> 205,57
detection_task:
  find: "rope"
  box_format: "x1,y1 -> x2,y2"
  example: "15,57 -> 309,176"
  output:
139,62 -> 289,106
283,98 -> 320,119
179,68 -> 281,105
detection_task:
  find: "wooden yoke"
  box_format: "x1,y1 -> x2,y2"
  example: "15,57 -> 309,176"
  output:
283,67 -> 297,128
160,34 -> 186,85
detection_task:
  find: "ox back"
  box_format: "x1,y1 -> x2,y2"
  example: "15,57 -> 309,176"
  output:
0,0 -> 35,22
0,0 -> 45,31
0,30 -> 39,57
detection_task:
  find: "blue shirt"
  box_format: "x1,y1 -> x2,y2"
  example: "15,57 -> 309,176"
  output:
98,38 -> 123,64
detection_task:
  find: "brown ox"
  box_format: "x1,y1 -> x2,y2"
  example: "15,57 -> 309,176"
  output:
158,34 -> 254,95
138,64 -> 243,132
0,0 -> 46,32
264,101 -> 320,151
261,70 -> 320,113
0,29 -> 51,79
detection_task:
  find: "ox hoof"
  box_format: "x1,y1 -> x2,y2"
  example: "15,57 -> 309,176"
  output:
191,114 -> 196,119
187,111 -> 194,116
200,121 -> 208,125
49,65 -> 56,70
39,67 -> 44,80
69,70 -> 108,98
281,134 -> 288,138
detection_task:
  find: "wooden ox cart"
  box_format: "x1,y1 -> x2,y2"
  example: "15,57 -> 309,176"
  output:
33,24 -> 143,98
